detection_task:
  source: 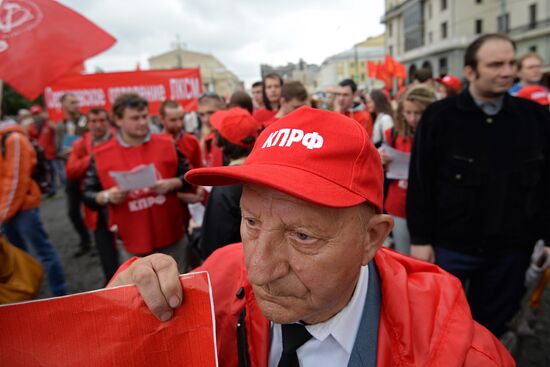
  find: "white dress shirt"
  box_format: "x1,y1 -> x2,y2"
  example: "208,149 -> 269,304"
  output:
268,265 -> 369,367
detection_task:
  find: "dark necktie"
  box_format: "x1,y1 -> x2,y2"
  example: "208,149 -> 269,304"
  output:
277,323 -> 313,367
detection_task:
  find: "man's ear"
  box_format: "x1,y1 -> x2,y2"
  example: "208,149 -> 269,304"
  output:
362,214 -> 393,265
463,65 -> 476,83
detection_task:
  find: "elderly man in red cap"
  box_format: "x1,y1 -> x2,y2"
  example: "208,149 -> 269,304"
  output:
108,106 -> 513,367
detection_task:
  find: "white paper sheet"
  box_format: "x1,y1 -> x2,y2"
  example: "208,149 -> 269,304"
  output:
108,164 -> 157,191
382,145 -> 411,180
188,202 -> 206,227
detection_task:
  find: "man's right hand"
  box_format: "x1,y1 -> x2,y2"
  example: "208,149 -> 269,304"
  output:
411,244 -> 435,263
107,254 -> 183,322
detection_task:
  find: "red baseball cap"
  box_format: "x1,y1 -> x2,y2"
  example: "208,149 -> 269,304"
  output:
436,75 -> 462,92
516,85 -> 549,106
210,107 -> 259,148
185,106 -> 383,210
30,105 -> 43,114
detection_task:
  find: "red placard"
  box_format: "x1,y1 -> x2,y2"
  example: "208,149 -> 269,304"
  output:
44,69 -> 203,121
0,272 -> 218,367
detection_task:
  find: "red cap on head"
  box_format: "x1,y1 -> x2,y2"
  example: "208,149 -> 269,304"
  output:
185,106 -> 384,210
436,75 -> 462,92
516,85 -> 549,106
210,107 -> 259,148
30,105 -> 43,114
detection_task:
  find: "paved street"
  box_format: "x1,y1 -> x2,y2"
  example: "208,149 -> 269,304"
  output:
37,193 -> 550,366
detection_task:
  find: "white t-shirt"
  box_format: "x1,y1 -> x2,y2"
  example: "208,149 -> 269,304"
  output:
371,113 -> 394,145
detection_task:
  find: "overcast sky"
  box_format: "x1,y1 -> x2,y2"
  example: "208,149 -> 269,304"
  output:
60,0 -> 385,87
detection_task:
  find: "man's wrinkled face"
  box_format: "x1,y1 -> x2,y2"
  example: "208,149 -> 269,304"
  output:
335,86 -> 354,111
518,56 -> 543,85
161,106 -> 185,135
240,184 -> 372,324
116,107 -> 149,140
465,39 -> 516,98
62,95 -> 80,116
265,77 -> 282,104
87,112 -> 110,140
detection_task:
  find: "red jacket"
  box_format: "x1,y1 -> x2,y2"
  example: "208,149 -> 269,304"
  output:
66,131 -> 114,230
0,122 -> 41,223
253,108 -> 277,125
95,135 -> 183,254
383,128 -> 413,218
28,121 -> 57,160
196,244 -> 514,367
175,132 -> 202,169
344,110 -> 373,138
203,132 -> 224,168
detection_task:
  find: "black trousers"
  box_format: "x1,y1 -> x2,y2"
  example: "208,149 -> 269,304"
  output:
94,207 -> 119,284
435,246 -> 532,337
65,179 -> 90,245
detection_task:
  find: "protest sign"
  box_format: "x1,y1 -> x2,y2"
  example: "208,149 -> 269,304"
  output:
0,272 -> 218,367
44,68 -> 203,121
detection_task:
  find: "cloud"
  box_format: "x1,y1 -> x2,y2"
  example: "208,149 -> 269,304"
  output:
59,0 -> 385,86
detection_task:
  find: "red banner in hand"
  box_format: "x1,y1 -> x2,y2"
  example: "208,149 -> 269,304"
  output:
0,0 -> 116,100
0,272 -> 218,367
44,68 -> 203,121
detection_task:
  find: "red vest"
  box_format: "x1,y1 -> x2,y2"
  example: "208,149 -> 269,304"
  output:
95,135 -> 183,254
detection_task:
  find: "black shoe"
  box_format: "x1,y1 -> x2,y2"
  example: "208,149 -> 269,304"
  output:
73,239 -> 92,258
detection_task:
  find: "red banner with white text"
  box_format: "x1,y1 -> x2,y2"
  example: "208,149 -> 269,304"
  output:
44,69 -> 203,121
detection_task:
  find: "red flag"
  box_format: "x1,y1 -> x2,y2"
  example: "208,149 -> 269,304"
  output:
384,54 -> 397,75
376,63 -> 393,91
395,62 -> 407,79
367,61 -> 378,78
0,0 -> 116,100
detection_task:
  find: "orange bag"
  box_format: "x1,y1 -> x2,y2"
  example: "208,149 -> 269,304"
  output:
0,234 -> 44,304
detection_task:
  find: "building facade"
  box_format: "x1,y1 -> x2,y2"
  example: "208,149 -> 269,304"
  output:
383,0 -> 550,82
149,48 -> 242,98
317,34 -> 385,91
260,59 -> 321,93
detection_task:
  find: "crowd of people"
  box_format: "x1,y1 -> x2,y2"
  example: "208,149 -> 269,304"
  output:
1,32 -> 550,365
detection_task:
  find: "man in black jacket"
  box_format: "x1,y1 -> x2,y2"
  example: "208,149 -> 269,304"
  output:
407,33 -> 550,337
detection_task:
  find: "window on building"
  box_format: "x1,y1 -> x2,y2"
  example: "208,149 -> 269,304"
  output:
475,19 -> 483,34
529,4 -> 537,29
475,0 -> 482,3
441,0 -> 447,11
428,32 -> 433,43
439,57 -> 448,75
441,22 -> 448,39
530,45 -> 537,53
497,13 -> 509,33
389,22 -> 393,37
389,45 -> 394,56
428,2 -> 432,19
361,73 -> 365,82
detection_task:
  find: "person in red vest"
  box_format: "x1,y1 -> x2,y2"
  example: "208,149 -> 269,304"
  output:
198,94 -> 225,167
159,100 -> 203,170
82,94 -> 190,271
66,107 -> 118,283
335,79 -> 373,137
108,107 -> 514,367
253,73 -> 283,125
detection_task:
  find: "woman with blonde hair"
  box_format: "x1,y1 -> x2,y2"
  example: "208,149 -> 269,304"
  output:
380,85 -> 437,255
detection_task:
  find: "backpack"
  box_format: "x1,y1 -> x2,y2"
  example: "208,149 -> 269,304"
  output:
1,131 -> 53,194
